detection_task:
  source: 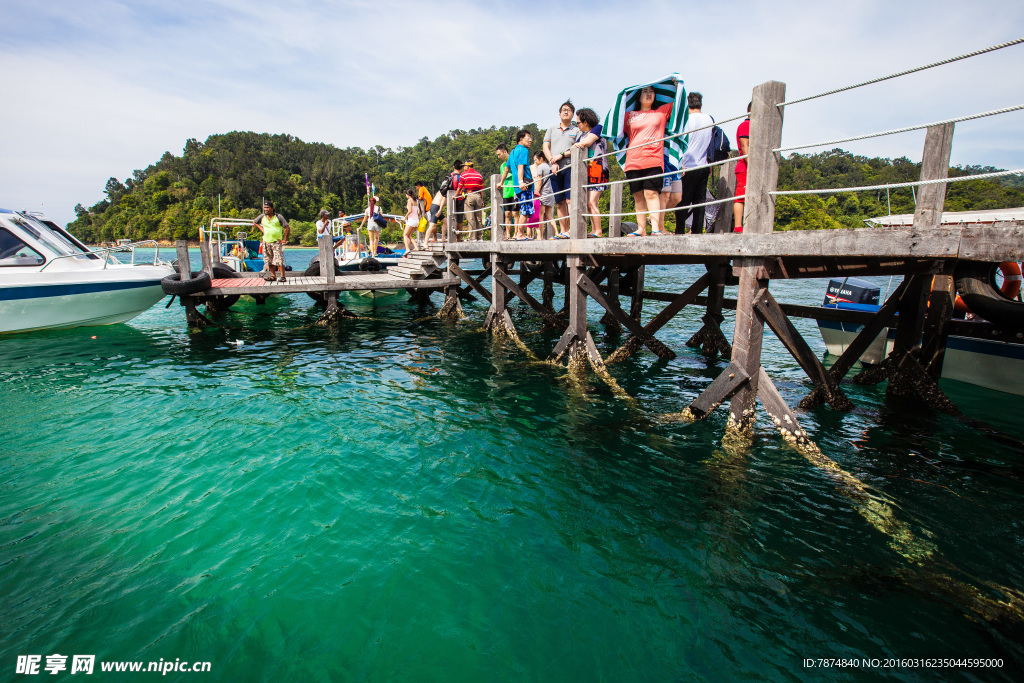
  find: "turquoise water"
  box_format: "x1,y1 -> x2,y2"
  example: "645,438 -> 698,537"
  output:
2,250 -> 1023,681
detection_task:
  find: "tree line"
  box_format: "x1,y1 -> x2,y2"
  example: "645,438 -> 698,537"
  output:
67,130 -> 1024,244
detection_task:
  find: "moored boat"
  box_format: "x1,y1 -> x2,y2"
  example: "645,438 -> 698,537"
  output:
0,209 -> 174,334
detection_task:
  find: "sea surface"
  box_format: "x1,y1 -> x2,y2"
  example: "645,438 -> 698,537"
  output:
2,248 -> 1022,681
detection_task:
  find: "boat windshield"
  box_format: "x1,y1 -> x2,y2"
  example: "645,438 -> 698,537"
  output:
0,228 -> 45,266
15,213 -> 96,259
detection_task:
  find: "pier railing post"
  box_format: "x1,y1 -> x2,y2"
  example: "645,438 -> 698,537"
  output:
446,190 -> 456,244
726,80 -> 785,434
490,174 -> 501,243
890,122 -> 956,392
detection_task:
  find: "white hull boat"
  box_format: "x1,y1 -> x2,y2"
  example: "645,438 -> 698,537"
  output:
0,209 -> 173,334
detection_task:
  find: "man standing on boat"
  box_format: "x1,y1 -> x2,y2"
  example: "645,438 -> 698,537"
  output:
252,201 -> 290,282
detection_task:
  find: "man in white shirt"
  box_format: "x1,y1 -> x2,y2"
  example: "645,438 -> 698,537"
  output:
677,92 -> 715,234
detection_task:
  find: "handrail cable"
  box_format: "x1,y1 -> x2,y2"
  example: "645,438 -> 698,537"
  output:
586,112 -> 748,163
584,154 -> 748,189
777,38 -> 1024,108
770,168 -> 1024,196
775,104 -> 1024,153
584,194 -> 746,218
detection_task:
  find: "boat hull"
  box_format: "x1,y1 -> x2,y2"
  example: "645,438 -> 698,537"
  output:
0,271 -> 170,334
817,319 -> 1024,396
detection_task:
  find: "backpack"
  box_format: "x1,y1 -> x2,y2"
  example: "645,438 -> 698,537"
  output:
707,117 -> 731,163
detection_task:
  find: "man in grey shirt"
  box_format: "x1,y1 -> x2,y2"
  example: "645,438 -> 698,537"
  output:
543,100 -> 580,237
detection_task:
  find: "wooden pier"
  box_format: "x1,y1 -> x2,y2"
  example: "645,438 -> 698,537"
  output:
173,76 -> 1024,449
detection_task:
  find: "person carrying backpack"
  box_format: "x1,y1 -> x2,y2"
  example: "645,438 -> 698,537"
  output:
677,92 -> 716,234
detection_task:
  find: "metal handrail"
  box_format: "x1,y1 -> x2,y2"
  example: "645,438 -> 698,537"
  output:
39,239 -> 165,271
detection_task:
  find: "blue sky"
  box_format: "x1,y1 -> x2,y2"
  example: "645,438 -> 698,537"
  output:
1,0 -> 1022,225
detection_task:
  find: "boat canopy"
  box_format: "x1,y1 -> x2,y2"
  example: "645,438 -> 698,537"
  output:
867,207 -> 1024,227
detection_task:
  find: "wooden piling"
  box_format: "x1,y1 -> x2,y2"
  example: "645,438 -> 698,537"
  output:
725,80 -> 786,435
175,240 -> 205,329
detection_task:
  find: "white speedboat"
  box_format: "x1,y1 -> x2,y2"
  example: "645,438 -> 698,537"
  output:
0,209 -> 174,334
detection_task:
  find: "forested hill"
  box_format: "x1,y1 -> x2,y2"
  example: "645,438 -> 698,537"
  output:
68,130 -> 1024,244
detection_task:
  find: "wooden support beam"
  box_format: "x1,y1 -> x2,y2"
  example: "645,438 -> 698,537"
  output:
174,240 -> 206,329
754,289 -> 852,411
609,182 -> 623,238
607,273 -> 710,364
801,278 -> 909,408
492,269 -> 564,328
629,265 -> 645,320
448,262 -> 492,303
576,273 -> 676,359
487,255 -> 511,335
447,190 -> 456,243
549,145 -> 591,363
199,238 -> 214,277
756,367 -> 814,447
727,80 -> 785,433
921,274 -> 955,380
687,361 -> 749,420
686,261 -> 732,356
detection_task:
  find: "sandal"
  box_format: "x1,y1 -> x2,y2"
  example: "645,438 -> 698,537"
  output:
626,231 -> 645,237
650,230 -> 668,236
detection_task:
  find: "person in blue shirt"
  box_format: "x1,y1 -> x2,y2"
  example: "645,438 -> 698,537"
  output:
508,129 -> 534,240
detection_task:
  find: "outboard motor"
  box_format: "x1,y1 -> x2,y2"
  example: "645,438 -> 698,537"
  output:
824,277 -> 880,307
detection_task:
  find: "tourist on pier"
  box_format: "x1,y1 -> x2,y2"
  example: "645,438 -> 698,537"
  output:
531,151 -> 553,238
622,81 -> 679,236
509,129 -> 534,240
425,172 -> 454,243
678,92 -> 715,234
496,144 -> 515,239
734,102 -> 751,233
402,189 -> 420,254
252,200 -> 290,282
356,196 -> 385,256
543,100 -> 580,237
414,181 -> 433,247
573,107 -> 608,238
457,160 -> 485,240
450,160 -> 465,237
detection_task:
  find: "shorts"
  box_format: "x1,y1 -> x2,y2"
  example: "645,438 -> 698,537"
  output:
662,173 -> 682,194
627,167 -> 664,195
735,171 -> 747,203
263,241 -> 285,267
368,217 -> 384,233
502,195 -> 517,213
427,204 -> 444,223
549,166 -> 571,203
526,199 -> 541,227
588,167 -> 609,193
539,189 -> 555,207
516,188 -> 535,217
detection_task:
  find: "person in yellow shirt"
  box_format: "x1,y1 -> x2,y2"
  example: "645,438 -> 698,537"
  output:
252,201 -> 290,282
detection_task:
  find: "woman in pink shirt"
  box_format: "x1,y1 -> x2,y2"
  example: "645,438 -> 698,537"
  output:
624,85 -> 675,236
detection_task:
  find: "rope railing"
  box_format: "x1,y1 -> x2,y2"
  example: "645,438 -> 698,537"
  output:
770,168 -> 1024,196
585,112 -> 749,163
775,104 -> 1024,153
777,38 -> 1024,108
583,154 -> 748,190
449,203 -> 494,216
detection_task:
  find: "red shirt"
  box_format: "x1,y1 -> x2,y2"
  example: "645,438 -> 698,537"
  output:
623,102 -> 674,172
735,118 -> 750,174
457,167 -> 484,194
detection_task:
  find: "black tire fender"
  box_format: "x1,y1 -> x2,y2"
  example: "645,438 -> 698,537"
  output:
161,271 -> 211,295
954,260 -> 1024,331
205,265 -> 243,311
303,261 -> 344,302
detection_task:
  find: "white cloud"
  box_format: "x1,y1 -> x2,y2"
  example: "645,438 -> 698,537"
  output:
1,0 -> 1022,225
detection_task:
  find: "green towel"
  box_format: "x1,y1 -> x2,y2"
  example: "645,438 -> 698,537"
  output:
602,74 -> 689,170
